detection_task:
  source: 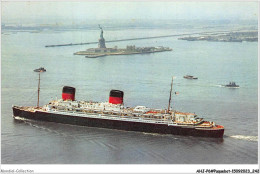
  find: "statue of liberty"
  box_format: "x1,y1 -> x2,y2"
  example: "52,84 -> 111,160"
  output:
98,25 -> 106,48
99,25 -> 104,38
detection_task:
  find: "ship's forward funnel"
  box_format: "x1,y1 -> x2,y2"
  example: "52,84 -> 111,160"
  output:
62,86 -> 76,101
109,90 -> 124,104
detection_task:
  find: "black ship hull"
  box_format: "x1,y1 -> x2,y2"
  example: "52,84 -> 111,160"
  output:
13,106 -> 224,138
225,85 -> 239,88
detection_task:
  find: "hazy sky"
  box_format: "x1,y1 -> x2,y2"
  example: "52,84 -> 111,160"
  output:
1,1 -> 258,24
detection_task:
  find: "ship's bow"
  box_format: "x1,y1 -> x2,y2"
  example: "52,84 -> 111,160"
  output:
12,106 -> 22,117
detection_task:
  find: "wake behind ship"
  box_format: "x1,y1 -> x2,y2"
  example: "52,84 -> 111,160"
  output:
12,76 -> 224,138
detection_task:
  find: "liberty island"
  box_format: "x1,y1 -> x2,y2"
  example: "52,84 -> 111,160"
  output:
74,25 -> 172,58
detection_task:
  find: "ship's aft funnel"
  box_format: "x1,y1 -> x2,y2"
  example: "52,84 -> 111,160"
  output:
62,86 -> 76,101
109,90 -> 124,104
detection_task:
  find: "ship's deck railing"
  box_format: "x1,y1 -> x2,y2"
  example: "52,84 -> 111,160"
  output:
47,109 -> 171,125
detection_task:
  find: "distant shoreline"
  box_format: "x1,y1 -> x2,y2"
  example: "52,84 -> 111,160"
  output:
178,30 -> 258,42
44,30 -> 254,48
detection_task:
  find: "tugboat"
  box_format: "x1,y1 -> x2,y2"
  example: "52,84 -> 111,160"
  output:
224,82 -> 239,88
183,75 -> 198,79
12,75 -> 224,138
34,67 -> 46,72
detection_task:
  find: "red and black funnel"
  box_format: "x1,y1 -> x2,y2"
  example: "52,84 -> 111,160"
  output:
109,90 -> 124,104
62,86 -> 76,101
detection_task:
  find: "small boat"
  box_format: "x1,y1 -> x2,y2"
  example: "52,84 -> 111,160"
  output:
224,82 -> 239,88
34,67 -> 46,72
183,75 -> 198,79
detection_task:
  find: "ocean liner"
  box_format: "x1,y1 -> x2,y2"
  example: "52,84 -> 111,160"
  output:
12,74 -> 224,138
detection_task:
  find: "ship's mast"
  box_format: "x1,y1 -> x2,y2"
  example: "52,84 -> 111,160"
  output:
37,72 -> 40,108
167,76 -> 175,113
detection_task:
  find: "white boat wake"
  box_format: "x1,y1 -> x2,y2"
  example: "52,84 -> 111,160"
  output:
230,135 -> 258,142
13,116 -> 30,121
